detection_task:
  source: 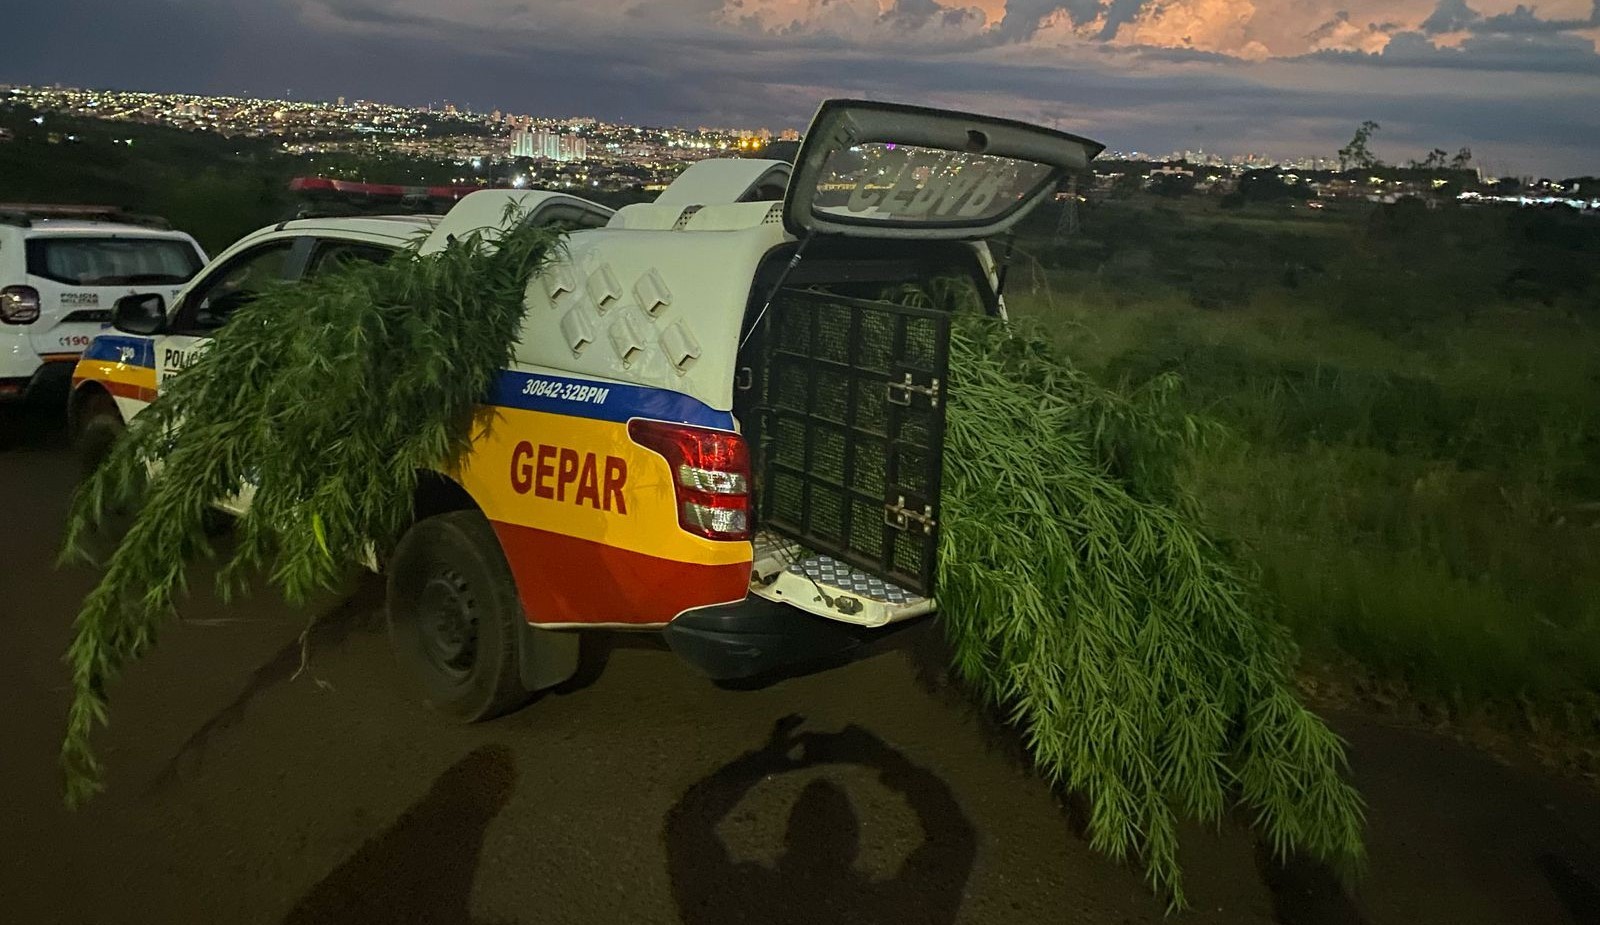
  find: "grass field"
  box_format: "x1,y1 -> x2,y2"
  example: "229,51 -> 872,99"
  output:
1010,196 -> 1600,725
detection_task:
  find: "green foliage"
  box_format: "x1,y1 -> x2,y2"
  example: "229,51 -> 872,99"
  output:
1194,441 -> 1600,702
1236,170 -> 1305,203
935,314 -> 1364,907
0,105 -> 299,252
1011,209 -> 1600,719
1148,171 -> 1196,199
57,215 -> 563,806
1408,148 -> 1451,171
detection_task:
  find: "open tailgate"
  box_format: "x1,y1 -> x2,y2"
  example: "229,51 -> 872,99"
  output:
784,99 -> 1104,240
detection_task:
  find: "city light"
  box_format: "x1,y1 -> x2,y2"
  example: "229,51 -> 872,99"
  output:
1,83 -> 805,197
6,82 -> 1571,209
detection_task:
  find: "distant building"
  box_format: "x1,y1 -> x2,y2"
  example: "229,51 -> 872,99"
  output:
558,134 -> 587,161
510,129 -> 586,161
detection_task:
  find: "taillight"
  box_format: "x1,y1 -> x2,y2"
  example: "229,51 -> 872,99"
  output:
627,419 -> 752,541
1,286 -> 41,325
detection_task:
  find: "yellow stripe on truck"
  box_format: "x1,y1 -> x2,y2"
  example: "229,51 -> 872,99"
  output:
457,405 -> 750,568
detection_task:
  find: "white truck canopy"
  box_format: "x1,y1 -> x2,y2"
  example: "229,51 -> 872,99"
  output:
651,159 -> 792,208
418,191 -> 614,256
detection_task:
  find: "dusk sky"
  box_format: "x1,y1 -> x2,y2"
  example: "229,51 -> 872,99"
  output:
9,0 -> 1600,175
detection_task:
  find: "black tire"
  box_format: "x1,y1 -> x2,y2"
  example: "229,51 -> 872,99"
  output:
386,509 -> 532,721
74,390 -> 125,480
74,390 -> 233,533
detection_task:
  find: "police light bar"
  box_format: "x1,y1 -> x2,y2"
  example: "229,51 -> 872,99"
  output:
0,203 -> 172,229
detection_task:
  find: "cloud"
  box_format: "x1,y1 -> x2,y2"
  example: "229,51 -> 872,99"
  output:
1306,12 -> 1399,53
1309,25 -> 1600,72
710,0 -> 992,45
990,1 -> 1105,41
296,0 -> 1600,66
1473,3 -> 1596,32
1421,0 -> 1479,32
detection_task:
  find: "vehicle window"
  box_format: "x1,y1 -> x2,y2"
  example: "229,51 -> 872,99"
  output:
812,143 -> 1053,226
24,237 -> 203,287
305,241 -> 395,277
176,241 -> 295,333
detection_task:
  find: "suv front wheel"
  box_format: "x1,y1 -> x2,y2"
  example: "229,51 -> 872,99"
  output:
386,509 -> 535,722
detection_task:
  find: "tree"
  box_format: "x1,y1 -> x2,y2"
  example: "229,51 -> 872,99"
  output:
1237,169 -> 1299,202
1450,147 -> 1472,171
1148,171 -> 1196,198
1490,175 -> 1522,194
1409,148 -> 1449,170
1109,171 -> 1143,199
1338,121 -> 1382,172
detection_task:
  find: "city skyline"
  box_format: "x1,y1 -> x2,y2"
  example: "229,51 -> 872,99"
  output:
5,0 -> 1598,177
9,81 -> 1585,180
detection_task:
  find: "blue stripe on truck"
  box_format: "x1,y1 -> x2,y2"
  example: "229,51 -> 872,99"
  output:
82,335 -> 157,369
489,369 -> 732,430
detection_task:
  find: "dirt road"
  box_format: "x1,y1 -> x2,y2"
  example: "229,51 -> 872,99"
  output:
3,412 -> 1598,924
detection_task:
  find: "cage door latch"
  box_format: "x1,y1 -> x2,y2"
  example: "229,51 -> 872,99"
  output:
884,495 -> 936,534
886,373 -> 942,408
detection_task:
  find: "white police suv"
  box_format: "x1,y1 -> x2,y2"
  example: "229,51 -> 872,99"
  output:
0,205 -> 206,420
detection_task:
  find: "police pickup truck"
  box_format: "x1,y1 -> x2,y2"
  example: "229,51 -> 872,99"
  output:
72,100 -> 1102,721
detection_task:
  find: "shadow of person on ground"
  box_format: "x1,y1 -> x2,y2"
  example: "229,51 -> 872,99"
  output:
665,715 -> 977,925
283,743 -> 517,925
1537,853 -> 1600,925
1254,841 -> 1369,925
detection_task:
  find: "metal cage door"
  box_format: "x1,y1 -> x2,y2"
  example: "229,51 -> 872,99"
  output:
757,289 -> 949,595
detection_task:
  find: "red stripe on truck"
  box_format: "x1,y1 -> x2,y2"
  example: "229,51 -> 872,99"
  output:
74,376 -> 157,403
490,520 -> 750,626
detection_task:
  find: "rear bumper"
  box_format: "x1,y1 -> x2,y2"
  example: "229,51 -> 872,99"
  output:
0,357 -> 74,404
664,595 -> 916,681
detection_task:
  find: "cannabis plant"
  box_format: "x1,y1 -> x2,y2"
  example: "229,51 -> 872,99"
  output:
937,314 -> 1365,907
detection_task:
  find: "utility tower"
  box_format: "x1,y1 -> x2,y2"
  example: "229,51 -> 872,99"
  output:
1053,173 -> 1080,243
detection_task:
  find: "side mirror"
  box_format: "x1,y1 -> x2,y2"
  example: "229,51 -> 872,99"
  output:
112,293 -> 167,336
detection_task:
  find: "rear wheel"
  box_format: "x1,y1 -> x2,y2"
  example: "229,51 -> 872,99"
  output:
74,390 -> 124,479
74,389 -> 232,533
386,509 -> 532,721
